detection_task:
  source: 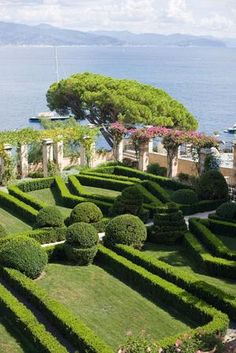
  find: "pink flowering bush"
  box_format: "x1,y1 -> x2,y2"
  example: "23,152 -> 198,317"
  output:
110,122 -> 127,144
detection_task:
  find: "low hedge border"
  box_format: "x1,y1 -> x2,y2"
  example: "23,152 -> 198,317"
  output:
81,171 -> 141,183
68,175 -> 115,203
54,176 -> 112,215
17,177 -> 55,192
97,245 -> 228,349
208,218 -> 236,237
1,267 -> 114,353
112,166 -> 189,190
0,280 -> 67,353
8,185 -> 47,210
77,173 -> 135,192
189,218 -> 236,261
179,199 -> 229,216
113,244 -> 236,320
140,180 -> 169,203
0,191 -> 38,224
184,232 -> 236,279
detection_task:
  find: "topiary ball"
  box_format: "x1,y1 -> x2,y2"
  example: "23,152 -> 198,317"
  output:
0,237 -> 48,279
65,222 -> 99,265
70,202 -> 103,225
216,202 -> 236,221
197,170 -> 228,201
0,224 -> 7,237
104,214 -> 147,248
36,206 -> 64,228
171,189 -> 198,205
147,163 -> 167,176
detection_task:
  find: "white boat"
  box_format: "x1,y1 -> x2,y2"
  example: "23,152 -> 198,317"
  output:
224,124 -> 236,134
29,111 -> 70,122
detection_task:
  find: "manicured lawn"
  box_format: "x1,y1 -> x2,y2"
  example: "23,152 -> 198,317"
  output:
143,243 -> 236,296
28,188 -> 72,218
83,186 -> 120,198
0,208 -> 31,234
0,316 -> 37,353
38,263 -> 195,349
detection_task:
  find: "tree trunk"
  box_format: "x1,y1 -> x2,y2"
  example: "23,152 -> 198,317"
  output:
167,146 -> 179,178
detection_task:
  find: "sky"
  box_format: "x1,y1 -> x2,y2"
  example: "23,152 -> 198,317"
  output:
0,0 -> 236,38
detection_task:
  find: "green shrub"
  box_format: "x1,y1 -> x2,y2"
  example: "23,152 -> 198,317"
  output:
147,163 -> 167,177
216,202 -> 236,221
65,222 -> 98,265
104,214 -> 147,248
171,189 -> 198,205
0,237 -> 48,278
36,206 -> 64,228
70,202 -> 103,224
197,171 -> 228,200
0,224 -> 7,237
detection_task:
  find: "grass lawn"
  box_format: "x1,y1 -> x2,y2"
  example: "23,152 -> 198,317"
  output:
83,186 -> 120,198
143,243 -> 236,297
28,188 -> 72,218
0,315 -> 37,353
0,208 -> 31,234
38,263 -> 195,349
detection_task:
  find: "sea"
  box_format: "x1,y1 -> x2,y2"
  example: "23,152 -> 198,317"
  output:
0,45 -> 236,145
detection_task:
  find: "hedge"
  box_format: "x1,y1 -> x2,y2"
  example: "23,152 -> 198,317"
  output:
17,177 -> 55,192
189,218 -> 236,261
8,185 -> 47,210
179,198 -> 228,216
96,245 -> 228,349
140,180 -> 169,203
0,191 -> 38,224
54,176 -> 111,214
184,232 -> 236,279
113,244 -> 236,320
0,280 -> 67,353
81,171 -> 140,183
68,175 -> 115,203
112,166 -> 189,190
77,173 -> 134,192
1,267 -> 114,353
208,218 -> 236,237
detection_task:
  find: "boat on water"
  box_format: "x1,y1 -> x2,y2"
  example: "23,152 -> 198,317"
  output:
224,124 -> 236,134
29,111 -> 70,122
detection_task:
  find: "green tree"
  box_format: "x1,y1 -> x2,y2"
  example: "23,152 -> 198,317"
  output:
46,72 -> 197,147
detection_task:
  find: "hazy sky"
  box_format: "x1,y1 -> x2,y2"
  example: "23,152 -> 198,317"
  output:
0,0 -> 236,37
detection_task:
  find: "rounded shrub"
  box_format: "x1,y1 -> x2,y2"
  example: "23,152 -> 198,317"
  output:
65,222 -> 99,265
147,163 -> 167,176
104,214 -> 147,248
216,202 -> 236,221
197,170 -> 228,200
171,189 -> 198,205
0,224 -> 7,237
0,237 -> 48,279
70,202 -> 103,225
36,206 -> 64,228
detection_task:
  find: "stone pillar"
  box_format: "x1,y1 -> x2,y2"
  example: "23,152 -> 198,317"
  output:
42,139 -> 53,177
19,144 -> 28,179
138,141 -> 149,172
167,147 -> 179,178
148,139 -> 153,153
80,142 -> 96,168
53,141 -> 64,172
1,144 -> 13,176
113,139 -> 124,162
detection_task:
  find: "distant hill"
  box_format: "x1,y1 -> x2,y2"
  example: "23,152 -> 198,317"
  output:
0,22 -> 232,47
93,31 -> 227,48
0,22 -> 123,46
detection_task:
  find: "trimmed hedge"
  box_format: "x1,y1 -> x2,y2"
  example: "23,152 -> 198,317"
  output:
96,245 -> 229,348
197,170 -> 229,201
140,180 -> 169,203
1,267 -> 114,353
179,198 -> 228,216
112,166 -> 189,190
216,202 -> 236,222
54,176 -> 111,214
171,189 -> 198,205
81,171 -> 140,183
184,232 -> 236,279
0,191 -> 38,224
0,237 -> 48,279
189,218 -> 236,261
36,207 -> 65,229
8,185 -> 47,210
208,218 -> 236,237
18,177 -> 55,192
113,244 -> 236,320
70,202 -> 103,224
77,173 -> 134,192
0,224 -> 7,237
0,281 -> 67,353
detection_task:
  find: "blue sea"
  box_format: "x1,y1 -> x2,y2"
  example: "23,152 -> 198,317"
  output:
0,45 -> 236,143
